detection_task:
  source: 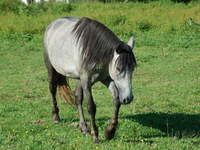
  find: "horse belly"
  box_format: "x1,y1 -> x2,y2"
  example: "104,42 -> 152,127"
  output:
49,44 -> 81,78
56,58 -> 80,79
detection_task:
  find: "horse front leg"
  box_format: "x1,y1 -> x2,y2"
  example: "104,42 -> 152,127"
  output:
105,100 -> 121,140
101,78 -> 121,140
80,75 -> 99,143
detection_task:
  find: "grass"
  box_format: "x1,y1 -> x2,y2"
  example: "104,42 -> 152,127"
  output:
0,1 -> 200,149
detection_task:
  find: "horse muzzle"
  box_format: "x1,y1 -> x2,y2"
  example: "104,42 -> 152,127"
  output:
121,95 -> 134,105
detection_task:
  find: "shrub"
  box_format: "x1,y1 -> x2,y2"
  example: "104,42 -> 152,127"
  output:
50,2 -> 73,14
0,0 -> 26,14
0,0 -> 73,16
137,20 -> 153,32
22,2 -> 51,16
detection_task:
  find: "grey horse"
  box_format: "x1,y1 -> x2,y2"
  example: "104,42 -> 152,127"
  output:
44,17 -> 137,143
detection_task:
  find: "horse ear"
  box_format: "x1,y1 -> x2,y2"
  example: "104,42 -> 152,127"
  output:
127,36 -> 135,49
116,42 -> 133,54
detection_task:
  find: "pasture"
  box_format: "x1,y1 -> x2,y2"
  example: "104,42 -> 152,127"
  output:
0,0 -> 200,149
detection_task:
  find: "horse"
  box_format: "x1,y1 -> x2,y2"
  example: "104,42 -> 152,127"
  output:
43,17 -> 137,143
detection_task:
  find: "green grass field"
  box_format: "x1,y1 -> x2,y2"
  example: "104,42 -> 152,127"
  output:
0,1 -> 200,149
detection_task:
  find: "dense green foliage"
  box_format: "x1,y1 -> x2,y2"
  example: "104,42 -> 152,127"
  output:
0,1 -> 200,149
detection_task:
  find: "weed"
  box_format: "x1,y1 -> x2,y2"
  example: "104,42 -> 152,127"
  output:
137,20 -> 154,32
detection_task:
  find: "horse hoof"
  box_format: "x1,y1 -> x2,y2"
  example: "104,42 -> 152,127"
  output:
53,116 -> 60,124
93,137 -> 100,144
82,128 -> 91,135
105,127 -> 116,140
53,119 -> 60,124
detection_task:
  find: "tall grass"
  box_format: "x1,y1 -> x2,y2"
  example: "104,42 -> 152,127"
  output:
0,0 -> 199,37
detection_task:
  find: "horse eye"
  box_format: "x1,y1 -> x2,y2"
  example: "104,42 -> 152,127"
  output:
116,66 -> 121,72
116,67 -> 123,75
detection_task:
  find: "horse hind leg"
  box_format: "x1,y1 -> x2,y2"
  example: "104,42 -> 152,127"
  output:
47,68 -> 61,123
44,52 -> 60,123
48,68 -> 74,123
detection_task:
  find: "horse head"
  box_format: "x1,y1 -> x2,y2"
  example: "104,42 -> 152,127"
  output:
109,36 -> 137,104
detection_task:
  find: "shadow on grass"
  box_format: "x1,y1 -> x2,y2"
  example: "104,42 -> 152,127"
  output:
123,113 -> 200,138
59,112 -> 200,143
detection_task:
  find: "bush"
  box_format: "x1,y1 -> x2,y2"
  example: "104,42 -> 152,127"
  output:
137,20 -> 153,32
170,0 -> 191,3
50,2 -> 73,14
0,0 -> 26,14
0,0 -> 73,16
22,2 -> 50,16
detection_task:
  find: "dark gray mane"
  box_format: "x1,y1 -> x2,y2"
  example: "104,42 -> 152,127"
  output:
116,51 -> 137,73
115,43 -> 137,72
72,17 -> 137,71
72,17 -> 121,70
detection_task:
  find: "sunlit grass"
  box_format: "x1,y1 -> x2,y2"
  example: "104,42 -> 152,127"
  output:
0,1 -> 200,149
0,1 -> 199,34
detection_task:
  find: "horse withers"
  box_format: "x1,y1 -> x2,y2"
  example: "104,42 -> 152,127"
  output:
44,17 -> 137,143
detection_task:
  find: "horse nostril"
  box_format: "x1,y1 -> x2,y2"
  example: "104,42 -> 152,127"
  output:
122,97 -> 133,104
123,99 -> 126,104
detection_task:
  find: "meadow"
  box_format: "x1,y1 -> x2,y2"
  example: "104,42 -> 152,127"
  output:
0,0 -> 200,149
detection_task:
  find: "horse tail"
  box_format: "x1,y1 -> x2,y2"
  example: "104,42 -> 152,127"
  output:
57,77 -> 75,105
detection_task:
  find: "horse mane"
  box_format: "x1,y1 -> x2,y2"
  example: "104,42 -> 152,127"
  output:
72,17 -> 121,70
116,51 -> 137,73
115,43 -> 137,72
